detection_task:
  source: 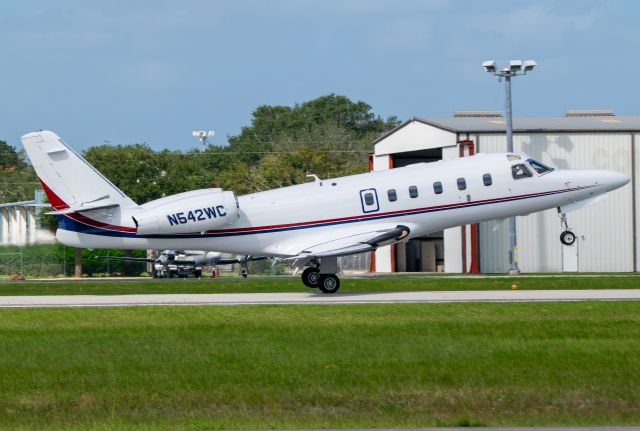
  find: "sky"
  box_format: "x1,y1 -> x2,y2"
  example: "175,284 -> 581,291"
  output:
1,0 -> 639,152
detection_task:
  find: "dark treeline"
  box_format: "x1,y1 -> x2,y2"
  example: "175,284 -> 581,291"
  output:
0,94 -> 399,205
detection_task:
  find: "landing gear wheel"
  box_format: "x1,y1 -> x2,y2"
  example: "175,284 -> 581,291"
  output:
560,230 -> 576,246
318,274 -> 340,294
301,267 -> 320,288
194,270 -> 202,279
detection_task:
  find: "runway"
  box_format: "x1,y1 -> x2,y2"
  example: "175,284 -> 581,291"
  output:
0,289 -> 639,308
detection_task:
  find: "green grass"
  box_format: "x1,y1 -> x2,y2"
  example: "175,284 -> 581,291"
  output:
0,274 -> 639,295
0,302 -> 639,430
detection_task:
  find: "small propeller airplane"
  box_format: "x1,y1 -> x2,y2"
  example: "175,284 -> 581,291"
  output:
22,131 -> 629,293
95,250 -> 266,278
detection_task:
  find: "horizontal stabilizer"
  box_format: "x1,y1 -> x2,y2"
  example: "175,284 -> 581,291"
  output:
46,202 -> 120,215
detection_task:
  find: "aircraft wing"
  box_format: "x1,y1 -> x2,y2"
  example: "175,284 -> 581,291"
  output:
95,256 -> 156,263
284,224 -> 411,261
216,256 -> 268,265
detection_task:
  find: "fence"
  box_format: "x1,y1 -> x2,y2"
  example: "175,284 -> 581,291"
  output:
0,243 -> 372,279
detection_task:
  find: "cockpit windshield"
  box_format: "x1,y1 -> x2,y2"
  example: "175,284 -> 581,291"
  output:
527,158 -> 554,175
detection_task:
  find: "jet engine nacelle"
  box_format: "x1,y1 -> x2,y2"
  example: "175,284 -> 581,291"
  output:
134,190 -> 239,235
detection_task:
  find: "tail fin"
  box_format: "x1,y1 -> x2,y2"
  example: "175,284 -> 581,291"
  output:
20,130 -> 137,212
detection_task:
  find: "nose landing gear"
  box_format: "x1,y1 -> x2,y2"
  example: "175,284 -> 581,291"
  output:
558,210 -> 577,246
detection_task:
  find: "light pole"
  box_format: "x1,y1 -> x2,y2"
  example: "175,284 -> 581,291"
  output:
482,59 -> 537,275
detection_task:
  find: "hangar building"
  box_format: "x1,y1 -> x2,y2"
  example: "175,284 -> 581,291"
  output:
371,110 -> 640,273
0,190 -> 52,246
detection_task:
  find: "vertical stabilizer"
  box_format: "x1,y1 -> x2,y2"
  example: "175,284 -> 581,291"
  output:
20,131 -> 137,211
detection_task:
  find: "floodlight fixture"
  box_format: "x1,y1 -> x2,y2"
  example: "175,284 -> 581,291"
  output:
192,130 -> 215,146
523,59 -> 537,72
482,59 -> 537,77
482,60 -> 496,73
509,60 -> 523,72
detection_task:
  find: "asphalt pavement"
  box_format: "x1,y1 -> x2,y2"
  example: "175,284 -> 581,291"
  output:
0,289 -> 638,308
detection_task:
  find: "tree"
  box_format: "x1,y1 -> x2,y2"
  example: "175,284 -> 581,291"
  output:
0,140 -> 38,203
83,144 -> 216,205
225,94 -> 399,165
213,94 -> 400,193
0,141 -> 23,169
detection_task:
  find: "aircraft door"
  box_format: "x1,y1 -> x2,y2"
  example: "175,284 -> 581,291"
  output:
359,188 -> 379,213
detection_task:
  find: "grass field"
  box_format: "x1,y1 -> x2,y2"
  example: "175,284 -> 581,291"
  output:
0,274 -> 639,295
0,301 -> 639,430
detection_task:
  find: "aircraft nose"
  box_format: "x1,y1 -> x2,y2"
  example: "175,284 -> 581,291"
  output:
598,170 -> 630,192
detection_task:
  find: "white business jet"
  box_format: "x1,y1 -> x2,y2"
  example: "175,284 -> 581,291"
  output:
22,131 -> 628,293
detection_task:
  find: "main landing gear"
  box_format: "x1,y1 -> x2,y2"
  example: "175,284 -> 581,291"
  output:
301,267 -> 321,288
558,209 -> 577,246
300,258 -> 341,294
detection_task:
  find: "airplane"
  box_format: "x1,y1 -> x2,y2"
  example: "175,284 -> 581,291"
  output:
21,130 -> 629,293
95,250 -> 266,278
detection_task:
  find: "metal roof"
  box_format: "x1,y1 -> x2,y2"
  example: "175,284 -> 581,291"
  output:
374,115 -> 640,144
413,115 -> 640,133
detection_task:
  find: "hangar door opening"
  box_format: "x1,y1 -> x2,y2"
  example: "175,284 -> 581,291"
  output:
392,148 -> 445,272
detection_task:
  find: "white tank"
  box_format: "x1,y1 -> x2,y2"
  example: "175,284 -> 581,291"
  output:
134,190 -> 239,235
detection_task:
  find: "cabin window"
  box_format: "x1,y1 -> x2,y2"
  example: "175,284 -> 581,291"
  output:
527,158 -> 554,175
409,185 -> 418,198
483,173 -> 492,186
433,181 -> 443,194
364,192 -> 374,206
512,163 -> 533,179
387,189 -> 397,202
457,178 -> 466,190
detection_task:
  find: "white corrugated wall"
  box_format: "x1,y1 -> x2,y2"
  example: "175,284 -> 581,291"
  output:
635,133 -> 640,272
478,133 -> 634,273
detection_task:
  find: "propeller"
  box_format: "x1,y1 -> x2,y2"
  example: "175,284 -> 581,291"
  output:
237,255 -> 268,278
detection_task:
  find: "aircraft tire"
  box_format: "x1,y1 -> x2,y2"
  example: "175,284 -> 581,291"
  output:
318,274 -> 340,294
560,230 -> 576,246
301,267 -> 320,288
194,270 -> 202,279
